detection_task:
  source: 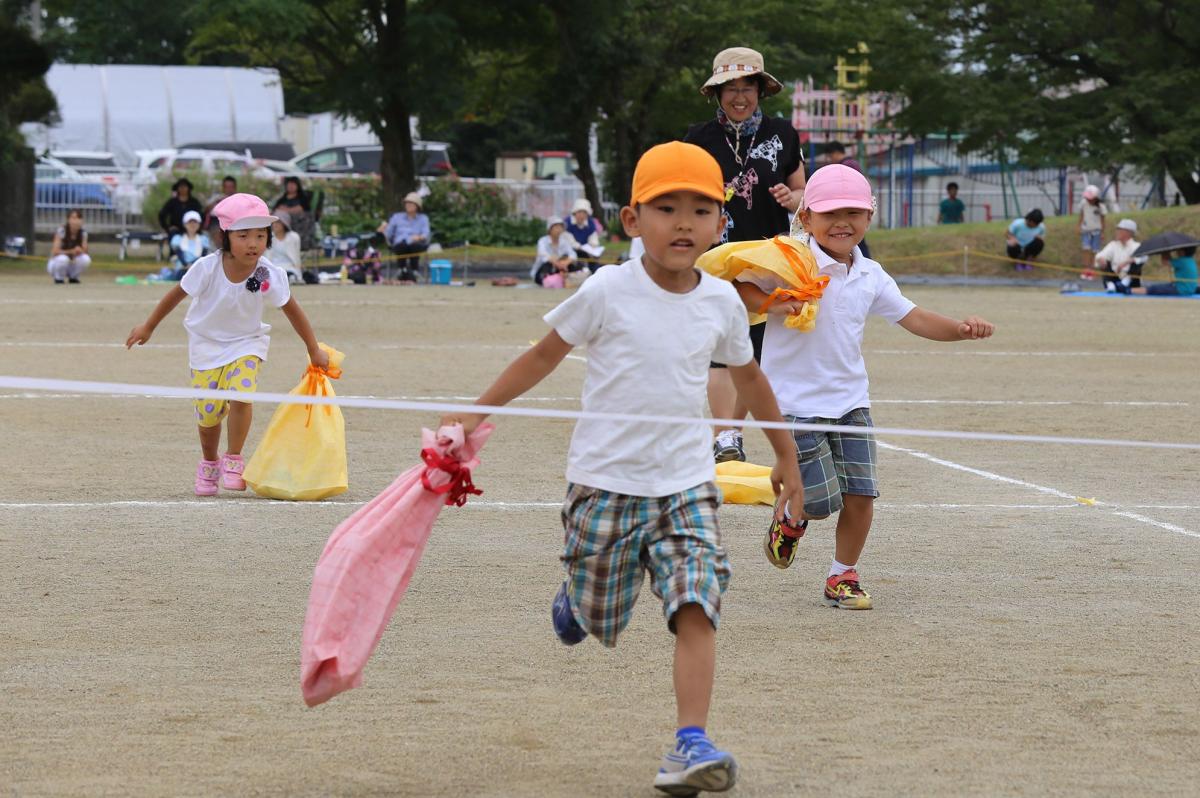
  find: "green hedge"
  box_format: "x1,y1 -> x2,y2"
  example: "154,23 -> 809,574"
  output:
140,170 -> 282,226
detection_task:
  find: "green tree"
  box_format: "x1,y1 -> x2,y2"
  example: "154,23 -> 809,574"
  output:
0,4 -> 57,161
36,0 -> 196,64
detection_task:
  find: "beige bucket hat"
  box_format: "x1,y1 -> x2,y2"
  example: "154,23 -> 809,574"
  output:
700,46 -> 783,97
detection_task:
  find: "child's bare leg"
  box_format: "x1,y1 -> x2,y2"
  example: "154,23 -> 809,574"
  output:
1082,249 -> 1095,269
833,493 -> 875,566
673,603 -> 716,728
707,369 -> 737,434
225,401 -> 253,455
199,423 -> 221,461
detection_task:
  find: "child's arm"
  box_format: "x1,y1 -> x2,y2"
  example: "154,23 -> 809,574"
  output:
898,307 -> 994,341
440,331 -> 574,434
126,285 -> 188,347
727,361 -> 804,521
734,281 -> 807,317
280,297 -> 330,369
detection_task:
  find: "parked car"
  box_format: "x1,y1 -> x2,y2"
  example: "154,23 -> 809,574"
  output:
289,141 -> 454,176
46,151 -> 143,213
35,156 -> 114,210
133,148 -> 277,185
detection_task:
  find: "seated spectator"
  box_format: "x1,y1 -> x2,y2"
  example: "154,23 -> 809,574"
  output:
531,217 -> 580,287
273,176 -> 317,249
204,175 -> 238,248
938,182 -> 966,224
266,212 -> 303,283
564,198 -> 606,266
47,209 -> 90,284
158,177 -> 203,237
168,210 -> 212,279
1095,218 -> 1146,292
1132,247 -> 1198,296
383,192 -> 430,283
1005,209 -> 1045,271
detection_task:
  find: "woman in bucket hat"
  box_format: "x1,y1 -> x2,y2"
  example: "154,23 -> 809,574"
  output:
685,46 -> 807,463
383,191 -> 431,283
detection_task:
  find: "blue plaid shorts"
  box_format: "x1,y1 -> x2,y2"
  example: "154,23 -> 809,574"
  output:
789,407 -> 879,518
560,481 -> 729,648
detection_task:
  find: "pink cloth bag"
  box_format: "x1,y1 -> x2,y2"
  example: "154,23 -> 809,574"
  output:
542,271 -> 565,288
300,423 -> 494,707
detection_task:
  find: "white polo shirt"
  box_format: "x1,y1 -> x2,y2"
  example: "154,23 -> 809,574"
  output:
545,259 -> 753,497
737,237 -> 915,419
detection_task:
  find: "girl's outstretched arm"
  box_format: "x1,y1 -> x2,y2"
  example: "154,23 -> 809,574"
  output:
440,331 -> 574,434
898,307 -> 995,341
280,297 -> 330,368
126,285 -> 188,347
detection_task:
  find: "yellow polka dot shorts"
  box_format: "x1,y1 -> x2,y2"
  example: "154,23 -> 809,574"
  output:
190,356 -> 261,427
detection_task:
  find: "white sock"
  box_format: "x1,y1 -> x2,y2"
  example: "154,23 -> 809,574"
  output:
1121,276 -> 1131,287
828,559 -> 856,578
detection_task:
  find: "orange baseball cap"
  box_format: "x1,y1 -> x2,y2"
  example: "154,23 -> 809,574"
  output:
631,141 -> 725,205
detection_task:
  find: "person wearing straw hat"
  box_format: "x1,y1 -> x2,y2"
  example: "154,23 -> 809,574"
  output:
685,46 -> 807,464
383,191 -> 431,282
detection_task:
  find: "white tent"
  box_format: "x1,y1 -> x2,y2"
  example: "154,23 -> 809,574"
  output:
22,64 -> 285,165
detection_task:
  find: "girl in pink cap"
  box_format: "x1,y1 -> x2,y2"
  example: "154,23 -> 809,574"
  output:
734,165 -> 995,610
125,193 -> 329,496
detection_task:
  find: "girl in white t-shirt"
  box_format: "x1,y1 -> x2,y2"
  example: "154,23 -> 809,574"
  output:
126,193 -> 329,496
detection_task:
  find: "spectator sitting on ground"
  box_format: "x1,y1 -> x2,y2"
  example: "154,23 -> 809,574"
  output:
531,217 -> 580,287
1095,218 -> 1146,292
1078,184 -> 1108,270
938,182 -> 966,224
383,191 -> 430,283
168,210 -> 212,279
266,212 -> 303,283
1005,209 -> 1046,271
158,177 -> 204,237
47,208 -> 91,284
1131,247 -> 1198,296
564,198 -> 606,265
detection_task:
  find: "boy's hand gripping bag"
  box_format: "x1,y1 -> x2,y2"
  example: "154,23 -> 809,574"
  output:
244,343 -> 348,501
696,235 -> 830,331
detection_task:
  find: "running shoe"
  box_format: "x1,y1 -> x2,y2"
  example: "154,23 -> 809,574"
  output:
763,513 -> 807,569
551,582 -> 586,645
220,452 -> 246,491
713,430 -> 745,463
823,569 -> 873,610
653,733 -> 738,796
195,459 -> 220,496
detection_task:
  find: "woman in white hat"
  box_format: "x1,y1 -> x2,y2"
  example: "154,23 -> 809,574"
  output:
685,46 -> 807,463
563,197 -> 606,263
531,216 -> 578,287
383,191 -> 431,282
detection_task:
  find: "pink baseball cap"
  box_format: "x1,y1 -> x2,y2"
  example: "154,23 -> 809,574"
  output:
212,193 -> 278,231
803,164 -> 874,213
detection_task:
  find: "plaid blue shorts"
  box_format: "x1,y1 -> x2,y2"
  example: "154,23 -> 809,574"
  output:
560,481 -> 729,648
789,408 -> 879,518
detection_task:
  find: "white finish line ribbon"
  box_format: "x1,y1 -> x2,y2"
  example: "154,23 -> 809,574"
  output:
2,374 -> 1199,452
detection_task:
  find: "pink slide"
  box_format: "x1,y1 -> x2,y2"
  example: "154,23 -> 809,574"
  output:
300,423 -> 494,707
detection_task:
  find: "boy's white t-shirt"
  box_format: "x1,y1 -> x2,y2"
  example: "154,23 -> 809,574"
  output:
179,251 -> 291,370
544,259 -> 753,497
737,237 -> 915,419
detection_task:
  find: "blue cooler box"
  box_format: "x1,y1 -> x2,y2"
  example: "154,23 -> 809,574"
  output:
429,259 -> 452,284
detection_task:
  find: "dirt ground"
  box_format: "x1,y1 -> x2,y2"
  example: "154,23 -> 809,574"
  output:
2,274 -> 1198,797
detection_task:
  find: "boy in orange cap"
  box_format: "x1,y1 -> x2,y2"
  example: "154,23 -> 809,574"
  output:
443,141 -> 803,795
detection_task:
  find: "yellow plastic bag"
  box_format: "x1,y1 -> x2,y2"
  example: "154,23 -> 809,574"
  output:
245,344 -> 348,501
696,235 -> 828,331
715,461 -> 777,506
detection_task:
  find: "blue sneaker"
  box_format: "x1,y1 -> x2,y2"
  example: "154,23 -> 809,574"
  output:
551,582 -> 586,645
653,733 -> 738,796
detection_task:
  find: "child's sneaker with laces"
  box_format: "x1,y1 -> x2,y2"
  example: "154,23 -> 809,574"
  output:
551,582 -> 586,645
823,569 -> 873,610
712,430 -> 745,463
195,459 -> 220,496
654,731 -> 738,796
763,512 -> 807,569
220,453 -> 246,491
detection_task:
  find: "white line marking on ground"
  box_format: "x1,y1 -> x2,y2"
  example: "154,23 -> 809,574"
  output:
868,349 -> 1194,358
872,399 -> 1190,407
878,441 -> 1199,539
0,341 -> 186,349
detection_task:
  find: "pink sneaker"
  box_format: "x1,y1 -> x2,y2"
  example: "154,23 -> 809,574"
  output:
220,453 -> 246,491
195,459 -> 220,496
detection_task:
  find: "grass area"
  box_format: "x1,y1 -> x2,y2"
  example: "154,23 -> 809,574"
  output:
5,204 -> 1198,280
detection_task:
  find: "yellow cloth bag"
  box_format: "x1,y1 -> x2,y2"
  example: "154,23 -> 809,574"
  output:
715,461 -> 777,506
696,235 -> 829,331
245,344 -> 348,501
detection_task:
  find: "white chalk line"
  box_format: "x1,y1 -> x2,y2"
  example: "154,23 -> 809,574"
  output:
4,375 -> 1200,452
878,442 -> 1199,540
868,349 -> 1196,358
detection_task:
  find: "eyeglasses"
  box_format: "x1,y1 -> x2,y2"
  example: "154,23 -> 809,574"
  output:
720,85 -> 758,97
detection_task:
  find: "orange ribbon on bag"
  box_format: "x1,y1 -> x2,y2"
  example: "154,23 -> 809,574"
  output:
754,236 -> 830,319
302,364 -> 343,427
